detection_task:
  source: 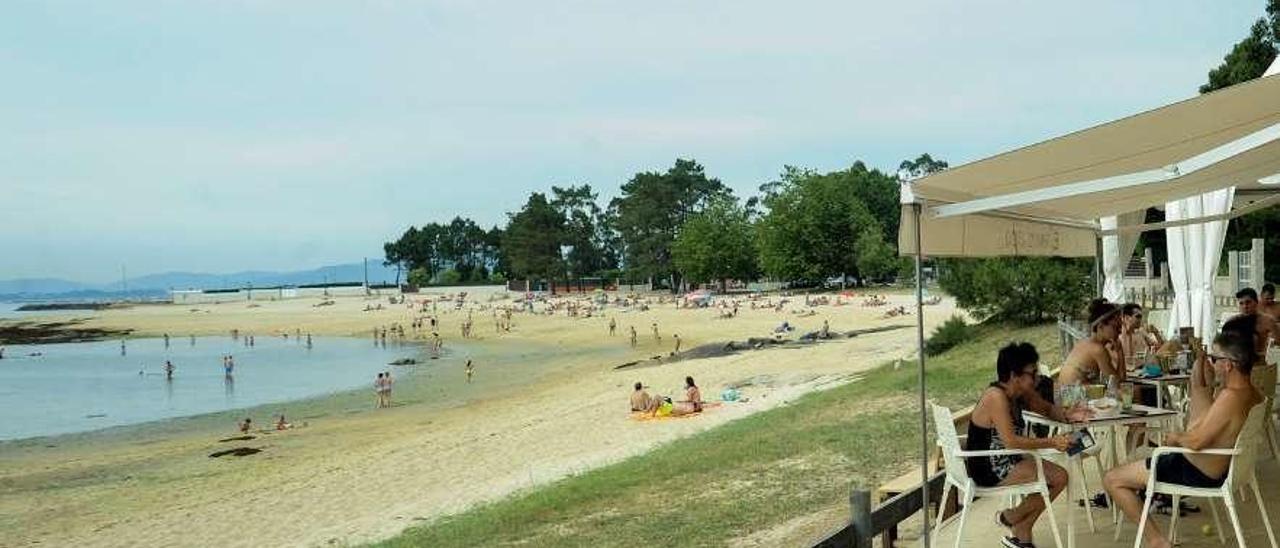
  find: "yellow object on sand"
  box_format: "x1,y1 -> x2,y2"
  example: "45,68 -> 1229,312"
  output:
657,401 -> 673,416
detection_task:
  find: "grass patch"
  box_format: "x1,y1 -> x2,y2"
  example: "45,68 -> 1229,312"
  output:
376,323 -> 1057,548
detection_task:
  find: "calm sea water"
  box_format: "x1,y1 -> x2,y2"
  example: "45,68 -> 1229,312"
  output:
0,335 -> 417,440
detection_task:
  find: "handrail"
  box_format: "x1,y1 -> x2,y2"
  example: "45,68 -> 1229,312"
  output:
812,472 -> 946,548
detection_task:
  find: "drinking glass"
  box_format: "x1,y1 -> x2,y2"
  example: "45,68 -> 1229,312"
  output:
1119,383 -> 1134,410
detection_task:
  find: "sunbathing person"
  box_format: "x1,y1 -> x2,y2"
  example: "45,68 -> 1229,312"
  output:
630,382 -> 654,412
1103,315 -> 1264,548
670,376 -> 703,416
968,343 -> 1074,548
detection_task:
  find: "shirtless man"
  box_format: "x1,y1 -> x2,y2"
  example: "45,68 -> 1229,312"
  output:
1117,304 -> 1159,366
630,382 -> 654,412
1104,315 -> 1264,548
629,326 -> 637,348
1235,287 -> 1277,362
464,359 -> 474,384
1261,283 -> 1280,316
1059,300 -> 1123,386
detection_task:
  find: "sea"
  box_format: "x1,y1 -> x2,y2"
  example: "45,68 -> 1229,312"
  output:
0,335 -> 416,440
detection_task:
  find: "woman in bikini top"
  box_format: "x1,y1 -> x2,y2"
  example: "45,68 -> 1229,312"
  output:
1060,300 -> 1122,386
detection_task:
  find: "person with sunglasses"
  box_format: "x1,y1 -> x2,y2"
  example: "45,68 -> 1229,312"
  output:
967,342 -> 1086,548
1103,315 -> 1264,548
1118,303 -> 1160,364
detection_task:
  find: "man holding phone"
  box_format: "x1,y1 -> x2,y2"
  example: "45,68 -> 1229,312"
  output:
1103,315 -> 1263,548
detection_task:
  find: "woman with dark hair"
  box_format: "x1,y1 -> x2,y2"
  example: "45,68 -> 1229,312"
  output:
1060,299 -> 1123,386
1104,315 -> 1264,548
670,376 -> 703,416
968,342 -> 1079,548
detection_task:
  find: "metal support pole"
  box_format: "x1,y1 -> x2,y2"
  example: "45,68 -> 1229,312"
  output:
1095,236 -> 1105,298
913,202 -> 931,547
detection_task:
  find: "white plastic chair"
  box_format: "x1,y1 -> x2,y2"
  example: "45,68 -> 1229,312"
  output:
1133,403 -> 1278,548
1252,364 -> 1280,460
930,402 -> 1064,548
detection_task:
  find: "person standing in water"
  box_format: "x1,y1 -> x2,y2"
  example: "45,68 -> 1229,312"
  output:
163,333 -> 170,348
465,359 -> 474,384
121,339 -> 127,356
223,355 -> 235,377
164,360 -> 175,380
374,373 -> 385,408
382,371 -> 393,407
306,333 -> 312,348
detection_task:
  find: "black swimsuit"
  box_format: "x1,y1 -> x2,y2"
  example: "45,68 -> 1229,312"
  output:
965,385 -> 1026,487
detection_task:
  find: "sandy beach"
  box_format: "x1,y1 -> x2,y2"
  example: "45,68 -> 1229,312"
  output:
0,289 -> 955,547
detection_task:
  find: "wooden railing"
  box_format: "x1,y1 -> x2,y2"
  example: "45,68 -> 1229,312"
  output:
812,472 -> 947,548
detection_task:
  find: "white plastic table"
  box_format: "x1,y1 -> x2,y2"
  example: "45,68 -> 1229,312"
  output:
1022,406 -> 1179,548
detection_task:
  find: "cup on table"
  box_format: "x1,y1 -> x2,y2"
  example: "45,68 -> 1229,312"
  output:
1119,383 -> 1134,410
1086,384 -> 1106,400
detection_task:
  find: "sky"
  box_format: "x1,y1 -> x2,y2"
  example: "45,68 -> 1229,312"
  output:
0,0 -> 1265,283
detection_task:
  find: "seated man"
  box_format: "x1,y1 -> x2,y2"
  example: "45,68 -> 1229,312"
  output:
1103,315 -> 1263,548
630,382 -> 652,412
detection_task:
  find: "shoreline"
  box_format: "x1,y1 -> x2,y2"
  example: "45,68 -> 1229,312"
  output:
0,291 -> 956,547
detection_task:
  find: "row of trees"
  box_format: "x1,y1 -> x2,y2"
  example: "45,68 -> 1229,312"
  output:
385,156 -> 947,289
385,0 -> 1280,326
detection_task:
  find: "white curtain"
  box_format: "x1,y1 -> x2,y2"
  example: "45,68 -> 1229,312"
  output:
1164,187 -> 1235,338
1101,211 -> 1146,302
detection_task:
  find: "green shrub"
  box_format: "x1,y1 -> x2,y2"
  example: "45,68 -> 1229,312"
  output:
938,257 -> 1092,324
925,315 -> 972,356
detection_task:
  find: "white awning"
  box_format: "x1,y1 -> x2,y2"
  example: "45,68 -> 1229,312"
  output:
900,71 -> 1280,257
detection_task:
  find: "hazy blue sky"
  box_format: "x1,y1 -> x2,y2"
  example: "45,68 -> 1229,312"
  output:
0,1 -> 1263,282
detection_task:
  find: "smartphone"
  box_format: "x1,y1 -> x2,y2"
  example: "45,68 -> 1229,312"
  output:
1066,429 -> 1096,457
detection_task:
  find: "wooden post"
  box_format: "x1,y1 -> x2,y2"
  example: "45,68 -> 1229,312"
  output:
850,488 -> 873,548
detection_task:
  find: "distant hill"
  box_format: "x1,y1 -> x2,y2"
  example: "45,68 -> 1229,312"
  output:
134,262 -> 401,291
0,261 -> 403,301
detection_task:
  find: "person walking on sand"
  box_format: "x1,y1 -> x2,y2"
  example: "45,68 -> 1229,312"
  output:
164,360 -> 175,380
651,322 -> 660,342
672,334 -> 681,355
609,317 -> 617,336
465,359 -> 474,384
629,326 -> 637,348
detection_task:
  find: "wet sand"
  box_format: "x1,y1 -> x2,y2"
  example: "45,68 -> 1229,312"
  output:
0,289 -> 955,547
